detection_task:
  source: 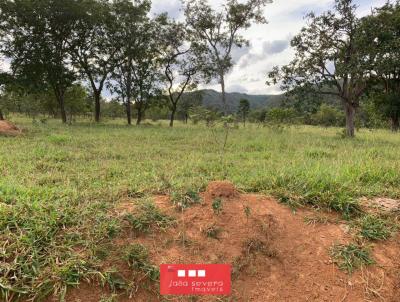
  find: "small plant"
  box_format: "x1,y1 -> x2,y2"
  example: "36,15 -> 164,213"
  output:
125,200 -> 175,233
203,224 -> 222,240
331,243 -> 375,274
124,243 -> 160,281
357,215 -> 394,241
212,198 -> 223,215
171,190 -> 201,210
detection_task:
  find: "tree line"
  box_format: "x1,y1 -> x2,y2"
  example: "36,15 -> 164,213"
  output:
0,0 -> 399,137
0,0 -> 269,126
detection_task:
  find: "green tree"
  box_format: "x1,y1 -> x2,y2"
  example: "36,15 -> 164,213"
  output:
177,90 -> 203,124
268,0 -> 369,137
184,0 -> 271,114
68,0 -> 122,123
0,0 -> 78,123
359,2 -> 400,131
158,16 -> 202,127
64,84 -> 89,123
108,0 -> 151,125
311,104 -> 345,127
237,98 -> 250,126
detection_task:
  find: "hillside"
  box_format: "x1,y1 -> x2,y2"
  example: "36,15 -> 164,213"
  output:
190,89 -> 283,113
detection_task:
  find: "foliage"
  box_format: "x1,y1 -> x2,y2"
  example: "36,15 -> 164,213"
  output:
268,0 -> 369,137
310,104 -> 345,127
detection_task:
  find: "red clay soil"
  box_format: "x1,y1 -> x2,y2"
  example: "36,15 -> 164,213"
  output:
0,120 -> 21,136
62,181 -> 399,302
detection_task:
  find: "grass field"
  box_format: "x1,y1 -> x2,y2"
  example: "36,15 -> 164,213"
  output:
1,117 -> 400,300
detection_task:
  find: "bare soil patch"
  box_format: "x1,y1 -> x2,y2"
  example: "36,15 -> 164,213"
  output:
63,181 -> 400,302
0,120 -> 21,136
360,197 -> 400,214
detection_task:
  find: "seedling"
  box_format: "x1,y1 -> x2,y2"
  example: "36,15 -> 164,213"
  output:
212,198 -> 223,215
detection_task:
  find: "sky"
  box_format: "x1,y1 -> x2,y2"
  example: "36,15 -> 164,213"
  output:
0,0 -> 388,97
151,0 -> 388,95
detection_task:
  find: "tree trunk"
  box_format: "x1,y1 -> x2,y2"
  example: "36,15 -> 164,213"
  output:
94,91 -> 101,123
219,72 -> 227,115
185,114 -> 188,124
60,95 -> 67,124
391,115 -> 399,132
54,88 -> 67,124
169,105 -> 177,127
344,102 -> 356,137
136,107 -> 143,125
126,98 -> 132,125
0,109 -> 4,121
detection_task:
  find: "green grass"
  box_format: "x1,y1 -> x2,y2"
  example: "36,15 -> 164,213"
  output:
124,199 -> 175,233
124,243 -> 159,281
356,214 -> 397,241
331,243 -> 375,274
1,116 -> 400,300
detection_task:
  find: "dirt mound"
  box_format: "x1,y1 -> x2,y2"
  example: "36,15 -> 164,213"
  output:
63,184 -> 400,302
205,180 -> 239,199
0,120 -> 21,136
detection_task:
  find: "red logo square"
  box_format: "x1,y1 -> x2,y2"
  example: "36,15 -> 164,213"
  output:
160,264 -> 231,295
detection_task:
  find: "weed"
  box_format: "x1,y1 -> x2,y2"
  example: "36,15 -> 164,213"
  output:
124,244 -> 160,281
125,200 -> 175,233
171,190 -> 201,210
357,215 -> 395,241
212,198 -> 223,215
331,243 -> 375,274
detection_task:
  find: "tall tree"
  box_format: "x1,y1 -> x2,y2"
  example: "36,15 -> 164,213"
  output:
68,0 -> 121,123
359,2 -> 400,131
131,19 -> 163,125
184,0 -> 271,114
0,0 -> 78,123
237,98 -> 250,126
158,16 -> 203,127
268,0 -> 370,137
108,0 -> 151,125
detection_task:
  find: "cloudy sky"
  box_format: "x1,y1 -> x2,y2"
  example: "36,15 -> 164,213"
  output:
152,0 -> 387,95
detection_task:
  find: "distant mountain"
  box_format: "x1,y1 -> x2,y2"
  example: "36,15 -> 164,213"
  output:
196,89 -> 283,113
